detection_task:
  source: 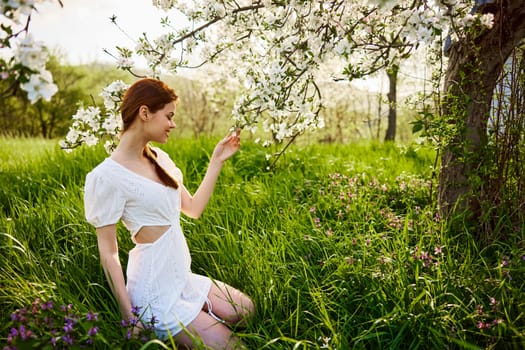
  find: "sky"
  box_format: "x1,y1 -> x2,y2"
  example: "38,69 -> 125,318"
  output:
30,0 -> 185,65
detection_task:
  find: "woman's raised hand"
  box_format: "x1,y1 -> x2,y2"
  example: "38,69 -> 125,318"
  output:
211,128 -> 241,163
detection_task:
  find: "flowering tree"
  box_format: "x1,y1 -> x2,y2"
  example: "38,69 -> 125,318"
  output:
1,0 -> 60,103
14,0 -> 520,225
62,1 -> 491,156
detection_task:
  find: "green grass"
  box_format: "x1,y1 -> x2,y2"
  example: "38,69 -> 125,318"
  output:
0,136 -> 523,349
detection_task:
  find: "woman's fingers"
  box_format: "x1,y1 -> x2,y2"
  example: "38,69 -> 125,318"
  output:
221,130 -> 241,146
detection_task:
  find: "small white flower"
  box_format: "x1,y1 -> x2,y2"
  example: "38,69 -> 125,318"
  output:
83,133 -> 98,147
15,34 -> 49,71
104,140 -> 117,154
65,128 -> 80,144
20,70 -> 57,103
151,0 -> 175,11
480,13 -> 494,29
460,13 -> 476,27
100,80 -> 128,110
117,56 -> 135,70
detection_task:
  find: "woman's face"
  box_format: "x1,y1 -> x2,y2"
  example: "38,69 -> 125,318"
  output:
146,101 -> 177,143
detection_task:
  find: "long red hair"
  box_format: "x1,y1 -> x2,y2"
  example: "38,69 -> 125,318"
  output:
120,78 -> 179,189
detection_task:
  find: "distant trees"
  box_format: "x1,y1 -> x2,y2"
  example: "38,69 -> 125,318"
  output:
0,59 -> 130,138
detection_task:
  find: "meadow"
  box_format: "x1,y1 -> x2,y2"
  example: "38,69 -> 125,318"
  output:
0,136 -> 523,349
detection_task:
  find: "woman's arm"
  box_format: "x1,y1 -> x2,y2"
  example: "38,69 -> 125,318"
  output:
181,130 -> 240,219
96,224 -> 134,320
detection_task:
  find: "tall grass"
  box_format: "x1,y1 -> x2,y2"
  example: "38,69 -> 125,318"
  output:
0,137 -> 523,349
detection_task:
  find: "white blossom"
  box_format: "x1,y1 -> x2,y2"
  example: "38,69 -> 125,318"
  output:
102,111 -> 122,135
20,70 -> 57,103
480,13 -> 495,29
104,140 -> 117,154
15,34 -> 49,70
100,80 -> 128,110
83,133 -> 99,147
151,0 -> 176,11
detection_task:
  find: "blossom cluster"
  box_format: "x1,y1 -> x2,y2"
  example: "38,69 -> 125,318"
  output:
59,80 -> 128,153
411,245 -> 443,268
5,298 -> 100,349
3,298 -> 157,349
475,297 -> 504,331
1,0 -> 58,103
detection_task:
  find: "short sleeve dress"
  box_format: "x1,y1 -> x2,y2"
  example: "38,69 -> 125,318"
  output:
84,146 -> 212,339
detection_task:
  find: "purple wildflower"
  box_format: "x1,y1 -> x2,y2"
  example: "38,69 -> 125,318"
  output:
9,328 -> 18,337
41,301 -> 53,310
19,325 -> 26,341
88,326 -> 98,337
62,334 -> 74,345
131,305 -> 142,316
477,304 -> 483,315
86,311 -> 98,321
129,317 -> 139,326
63,318 -> 75,333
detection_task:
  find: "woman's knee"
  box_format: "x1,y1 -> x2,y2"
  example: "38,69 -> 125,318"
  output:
176,311 -> 243,349
208,282 -> 255,323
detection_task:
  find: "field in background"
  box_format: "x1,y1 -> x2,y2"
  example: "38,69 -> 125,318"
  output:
0,137 -> 523,349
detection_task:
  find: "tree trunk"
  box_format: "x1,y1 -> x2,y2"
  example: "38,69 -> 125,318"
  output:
384,64 -> 398,141
37,104 -> 48,138
438,0 -> 525,221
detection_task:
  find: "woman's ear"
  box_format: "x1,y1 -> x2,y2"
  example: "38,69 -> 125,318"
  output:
139,105 -> 149,121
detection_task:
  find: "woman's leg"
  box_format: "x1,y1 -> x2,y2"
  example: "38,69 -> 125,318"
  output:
174,281 -> 254,349
175,310 -> 244,349
205,280 -> 255,325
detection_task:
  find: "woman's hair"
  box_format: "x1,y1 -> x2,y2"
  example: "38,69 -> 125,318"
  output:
120,78 -> 180,189
121,78 -> 178,131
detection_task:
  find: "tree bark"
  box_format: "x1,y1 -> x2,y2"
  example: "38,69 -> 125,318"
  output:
384,64 -> 398,141
438,0 -> 525,220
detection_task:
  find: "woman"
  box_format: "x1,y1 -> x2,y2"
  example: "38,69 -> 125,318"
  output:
84,78 -> 254,349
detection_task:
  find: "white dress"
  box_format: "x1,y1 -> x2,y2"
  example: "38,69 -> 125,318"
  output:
84,147 -> 211,339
